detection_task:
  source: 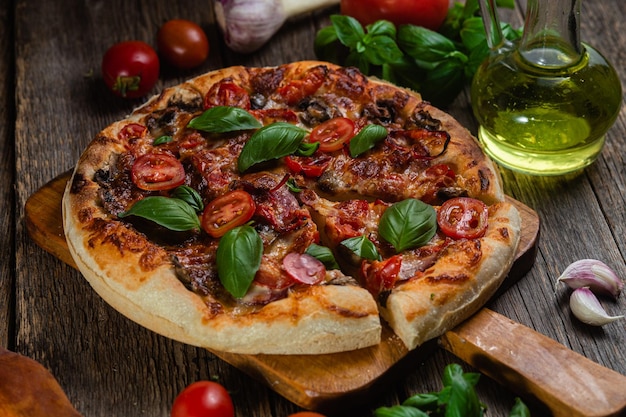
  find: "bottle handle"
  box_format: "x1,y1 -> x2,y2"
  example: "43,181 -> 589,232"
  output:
478,0 -> 506,50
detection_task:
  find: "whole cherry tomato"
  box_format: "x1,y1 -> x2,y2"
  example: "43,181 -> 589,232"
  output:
437,197 -> 489,239
171,381 -> 234,417
157,19 -> 209,69
102,41 -> 159,98
202,190 -> 256,238
340,0 -> 450,31
287,413 -> 328,417
131,153 -> 185,191
309,117 -> 356,152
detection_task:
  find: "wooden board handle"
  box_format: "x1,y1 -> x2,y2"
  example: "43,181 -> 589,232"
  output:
440,309 -> 626,417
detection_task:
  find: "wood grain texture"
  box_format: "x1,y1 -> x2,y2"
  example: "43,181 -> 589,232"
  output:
5,0 -> 626,415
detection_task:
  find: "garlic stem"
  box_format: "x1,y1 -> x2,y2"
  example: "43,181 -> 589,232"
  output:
556,259 -> 623,299
569,287 -> 624,326
282,0 -> 339,19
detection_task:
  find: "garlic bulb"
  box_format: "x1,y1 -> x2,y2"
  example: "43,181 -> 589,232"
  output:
569,287 -> 624,326
556,259 -> 623,299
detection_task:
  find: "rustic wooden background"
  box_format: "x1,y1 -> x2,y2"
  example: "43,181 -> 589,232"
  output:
1,0 -> 625,416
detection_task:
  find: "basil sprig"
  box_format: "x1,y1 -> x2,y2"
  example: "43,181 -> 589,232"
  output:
118,196 -> 201,231
216,225 -> 263,298
188,106 -> 262,133
379,199 -> 437,252
341,235 -> 381,261
349,124 -> 388,157
238,122 -> 308,172
171,185 -> 204,212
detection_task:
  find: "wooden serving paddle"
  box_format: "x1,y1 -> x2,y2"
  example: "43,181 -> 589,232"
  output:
25,171 -> 626,416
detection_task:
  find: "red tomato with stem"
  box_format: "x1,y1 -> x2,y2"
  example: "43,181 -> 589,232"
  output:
340,0 -> 450,31
309,117 -> 356,152
131,153 -> 185,191
157,19 -> 209,69
202,190 -> 256,238
102,41 -> 159,98
437,197 -> 489,239
171,381 -> 234,417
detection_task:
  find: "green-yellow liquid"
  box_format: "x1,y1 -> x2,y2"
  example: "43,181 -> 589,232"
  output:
472,44 -> 622,175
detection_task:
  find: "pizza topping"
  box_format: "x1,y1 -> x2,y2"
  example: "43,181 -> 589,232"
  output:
188,106 -> 262,133
238,122 -> 308,172
201,190 -> 256,238
379,198 -> 438,252
341,235 -> 381,261
361,255 -> 402,295
204,81 -> 251,109
131,153 -> 186,191
216,225 -> 263,298
437,197 -> 488,239
308,117 -> 356,152
118,123 -> 147,141
283,253 -> 326,285
349,124 -> 389,157
284,153 -> 332,178
305,243 -> 340,270
118,195 -> 201,232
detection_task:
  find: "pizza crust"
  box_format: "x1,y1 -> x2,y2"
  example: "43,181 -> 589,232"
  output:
379,202 -> 521,350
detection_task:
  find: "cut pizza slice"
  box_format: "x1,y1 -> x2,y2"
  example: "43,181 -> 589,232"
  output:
301,190 -> 521,350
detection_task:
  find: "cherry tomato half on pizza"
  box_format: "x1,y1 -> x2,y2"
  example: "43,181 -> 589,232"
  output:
102,41 -> 159,98
131,153 -> 185,191
171,381 -> 234,417
201,190 -> 256,238
437,197 -> 489,239
308,117 -> 356,152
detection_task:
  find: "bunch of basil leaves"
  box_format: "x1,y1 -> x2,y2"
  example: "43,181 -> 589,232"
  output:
314,0 -> 521,108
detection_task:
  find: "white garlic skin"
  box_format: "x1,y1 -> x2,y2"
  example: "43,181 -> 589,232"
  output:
569,287 -> 624,326
556,259 -> 623,299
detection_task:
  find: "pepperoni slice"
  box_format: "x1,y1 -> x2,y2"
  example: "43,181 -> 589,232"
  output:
282,253 -> 326,285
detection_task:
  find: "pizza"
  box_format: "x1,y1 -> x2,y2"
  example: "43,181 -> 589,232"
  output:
62,61 -> 521,355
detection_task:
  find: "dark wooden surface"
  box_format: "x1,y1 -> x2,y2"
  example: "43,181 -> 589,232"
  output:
2,0 -> 625,416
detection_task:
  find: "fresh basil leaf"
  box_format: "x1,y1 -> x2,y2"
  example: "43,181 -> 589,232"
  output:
188,106 -> 262,133
153,135 -> 173,145
330,14 -> 365,49
341,235 -> 381,261
238,122 -> 307,172
508,398 -> 531,417
286,178 -> 301,193
118,196 -> 201,231
366,20 -> 397,38
346,50 -> 371,74
216,225 -> 263,298
442,364 -> 484,417
314,25 -> 342,63
364,35 -> 404,66
171,186 -> 204,212
398,25 -> 457,63
373,405 -> 430,417
379,199 -> 437,252
305,243 -> 340,270
296,140 -> 319,157
349,124 -> 388,157
402,393 -> 440,412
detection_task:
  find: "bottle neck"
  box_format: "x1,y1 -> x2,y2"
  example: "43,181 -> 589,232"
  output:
519,0 -> 583,68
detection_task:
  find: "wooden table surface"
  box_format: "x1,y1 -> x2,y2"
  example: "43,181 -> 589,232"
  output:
2,0 -> 625,416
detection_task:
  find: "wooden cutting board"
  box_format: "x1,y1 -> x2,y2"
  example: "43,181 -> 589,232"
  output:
25,171 -> 626,417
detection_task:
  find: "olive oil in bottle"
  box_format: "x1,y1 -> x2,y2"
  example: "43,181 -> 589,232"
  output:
472,0 -> 622,175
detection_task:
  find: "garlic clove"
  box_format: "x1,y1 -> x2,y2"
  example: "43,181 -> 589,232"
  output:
556,259 -> 624,299
569,287 -> 624,326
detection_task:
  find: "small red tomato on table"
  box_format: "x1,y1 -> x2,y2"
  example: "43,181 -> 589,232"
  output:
157,19 -> 210,69
171,381 -> 234,417
101,40 -> 159,98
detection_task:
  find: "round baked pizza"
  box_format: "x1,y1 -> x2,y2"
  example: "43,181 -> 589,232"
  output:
62,61 -> 521,355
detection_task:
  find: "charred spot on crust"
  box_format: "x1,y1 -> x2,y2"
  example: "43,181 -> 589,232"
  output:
426,273 -> 470,284
167,88 -> 203,113
478,169 -> 491,191
70,172 -> 89,194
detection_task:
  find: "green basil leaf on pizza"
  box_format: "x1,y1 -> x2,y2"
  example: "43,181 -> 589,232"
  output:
379,199 -> 437,252
216,225 -> 263,298
188,106 -> 262,133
